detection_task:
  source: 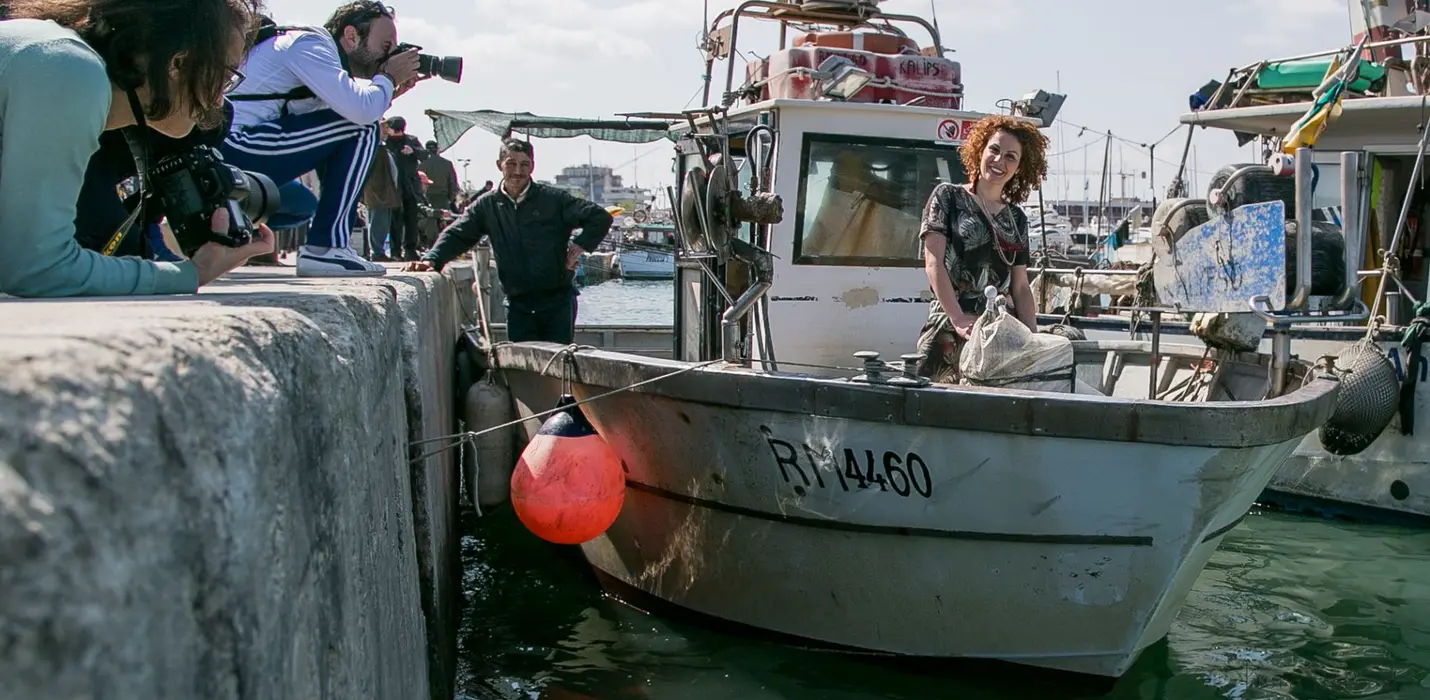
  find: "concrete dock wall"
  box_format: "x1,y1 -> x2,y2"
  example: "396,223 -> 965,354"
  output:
391,275 -> 461,700
0,271 -> 465,699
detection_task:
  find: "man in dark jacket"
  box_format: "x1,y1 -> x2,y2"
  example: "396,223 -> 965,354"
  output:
404,138 -> 612,344
419,139 -> 461,213
384,116 -> 426,261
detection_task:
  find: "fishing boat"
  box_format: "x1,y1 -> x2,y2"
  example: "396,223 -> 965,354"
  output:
616,222 -> 678,280
439,0 -> 1358,679
1034,0 -> 1430,527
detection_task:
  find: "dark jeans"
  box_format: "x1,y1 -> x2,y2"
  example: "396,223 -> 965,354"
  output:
506,290 -> 579,344
389,190 -> 421,260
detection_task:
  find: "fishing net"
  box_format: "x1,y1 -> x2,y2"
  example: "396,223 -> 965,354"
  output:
1318,339 -> 1400,456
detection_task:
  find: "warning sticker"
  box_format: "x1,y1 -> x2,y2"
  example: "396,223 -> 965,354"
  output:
935,118 -> 976,143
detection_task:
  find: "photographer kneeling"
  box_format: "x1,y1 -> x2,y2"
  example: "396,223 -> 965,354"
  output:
0,0 -> 273,298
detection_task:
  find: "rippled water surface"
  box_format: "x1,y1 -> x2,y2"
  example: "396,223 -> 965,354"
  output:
455,509 -> 1430,700
575,280 -> 673,326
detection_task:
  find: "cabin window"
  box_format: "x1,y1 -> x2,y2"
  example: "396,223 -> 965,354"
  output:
793,134 -> 966,267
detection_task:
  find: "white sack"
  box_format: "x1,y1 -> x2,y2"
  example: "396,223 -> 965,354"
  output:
959,288 -> 1077,394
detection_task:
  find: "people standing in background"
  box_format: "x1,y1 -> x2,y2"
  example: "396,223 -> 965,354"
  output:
362,119 -> 401,260
383,116 -> 425,261
419,139 -> 460,214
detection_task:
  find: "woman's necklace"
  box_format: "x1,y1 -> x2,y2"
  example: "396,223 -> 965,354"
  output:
969,188 -> 1018,267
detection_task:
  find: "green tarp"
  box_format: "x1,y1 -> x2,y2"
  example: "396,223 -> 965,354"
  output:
425,109 -> 676,153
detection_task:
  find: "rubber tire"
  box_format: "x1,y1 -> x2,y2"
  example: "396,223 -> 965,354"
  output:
1206,162 -> 1296,218
1285,220 -> 1347,297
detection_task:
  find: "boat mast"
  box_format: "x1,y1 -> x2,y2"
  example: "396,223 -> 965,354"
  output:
1058,71 -> 1067,208
1097,134 -> 1112,238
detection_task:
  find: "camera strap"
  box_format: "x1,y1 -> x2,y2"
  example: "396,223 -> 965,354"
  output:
102,90 -> 152,257
228,28 -> 354,117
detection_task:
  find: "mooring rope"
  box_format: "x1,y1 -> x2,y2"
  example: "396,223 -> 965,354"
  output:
407,344 -> 724,464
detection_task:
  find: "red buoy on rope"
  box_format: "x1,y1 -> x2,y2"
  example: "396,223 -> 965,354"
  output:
510,395 -> 625,545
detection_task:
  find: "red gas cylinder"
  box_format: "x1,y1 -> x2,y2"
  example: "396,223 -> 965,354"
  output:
510,395 -> 625,545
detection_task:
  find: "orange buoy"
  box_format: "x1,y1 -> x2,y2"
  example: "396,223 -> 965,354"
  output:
510,395 -> 625,545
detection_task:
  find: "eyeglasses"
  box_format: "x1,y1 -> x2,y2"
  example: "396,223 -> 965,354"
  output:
223,67 -> 246,94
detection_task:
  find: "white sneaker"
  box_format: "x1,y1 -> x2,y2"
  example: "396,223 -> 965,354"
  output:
295,245 -> 387,277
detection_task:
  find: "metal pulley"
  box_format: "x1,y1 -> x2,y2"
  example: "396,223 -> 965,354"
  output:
705,163 -> 735,264
679,159 -> 785,265
678,165 -> 710,254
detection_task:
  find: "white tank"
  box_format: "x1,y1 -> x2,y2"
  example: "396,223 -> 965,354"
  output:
463,379 -> 517,509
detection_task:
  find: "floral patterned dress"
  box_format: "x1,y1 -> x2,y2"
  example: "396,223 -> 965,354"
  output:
912,184 -> 1030,382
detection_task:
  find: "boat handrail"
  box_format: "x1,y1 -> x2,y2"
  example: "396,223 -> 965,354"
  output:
1248,296 -> 1372,325
703,0 -> 944,107
1199,33 -> 1427,115
1222,34 -> 1430,78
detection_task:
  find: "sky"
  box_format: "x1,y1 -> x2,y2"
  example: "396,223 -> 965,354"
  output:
263,0 -> 1354,204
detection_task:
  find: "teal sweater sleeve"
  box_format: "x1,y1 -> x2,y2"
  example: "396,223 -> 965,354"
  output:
0,29 -> 198,297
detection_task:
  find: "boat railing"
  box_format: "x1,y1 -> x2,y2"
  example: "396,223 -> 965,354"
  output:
700,0 -> 944,107
1198,32 -> 1430,115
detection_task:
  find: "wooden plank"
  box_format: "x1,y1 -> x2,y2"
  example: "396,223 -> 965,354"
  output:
1152,200 -> 1286,313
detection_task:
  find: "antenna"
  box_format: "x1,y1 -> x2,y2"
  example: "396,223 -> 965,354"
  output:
928,0 -> 942,41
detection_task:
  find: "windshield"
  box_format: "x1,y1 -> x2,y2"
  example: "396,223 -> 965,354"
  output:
793,134 -> 967,267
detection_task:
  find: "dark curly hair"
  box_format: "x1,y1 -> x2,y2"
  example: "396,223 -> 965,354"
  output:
7,0 -> 261,129
324,1 -> 395,42
958,115 -> 1048,206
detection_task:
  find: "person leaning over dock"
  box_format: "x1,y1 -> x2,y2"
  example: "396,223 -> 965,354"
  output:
403,138 -> 613,344
912,114 -> 1048,382
0,0 -> 274,298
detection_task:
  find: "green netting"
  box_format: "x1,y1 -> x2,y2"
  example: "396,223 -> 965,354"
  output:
425,109 -> 675,152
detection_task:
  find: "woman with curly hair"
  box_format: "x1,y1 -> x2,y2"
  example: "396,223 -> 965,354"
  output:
911,114 -> 1049,382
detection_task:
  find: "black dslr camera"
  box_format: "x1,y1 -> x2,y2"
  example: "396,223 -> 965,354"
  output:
147,146 -> 282,256
389,42 -> 462,83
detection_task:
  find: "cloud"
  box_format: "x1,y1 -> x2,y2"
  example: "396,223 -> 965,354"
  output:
884,0 -> 1027,34
1241,0 -> 1348,50
398,17 -> 656,69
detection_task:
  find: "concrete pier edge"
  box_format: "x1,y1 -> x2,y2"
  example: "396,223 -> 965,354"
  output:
0,267 -> 468,699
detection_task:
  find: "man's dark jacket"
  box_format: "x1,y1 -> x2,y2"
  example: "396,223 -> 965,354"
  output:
422,182 -> 612,300
386,133 -> 425,198
419,152 -> 460,205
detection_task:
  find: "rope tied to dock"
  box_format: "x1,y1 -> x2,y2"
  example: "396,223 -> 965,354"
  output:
408,344 -> 724,464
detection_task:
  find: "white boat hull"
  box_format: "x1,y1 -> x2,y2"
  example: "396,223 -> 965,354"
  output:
494,342 -> 1336,677
618,248 -> 675,280
1062,316 -> 1430,524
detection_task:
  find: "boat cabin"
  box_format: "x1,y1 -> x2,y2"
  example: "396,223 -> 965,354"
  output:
672,99 -> 1006,371
669,0 -> 1057,373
